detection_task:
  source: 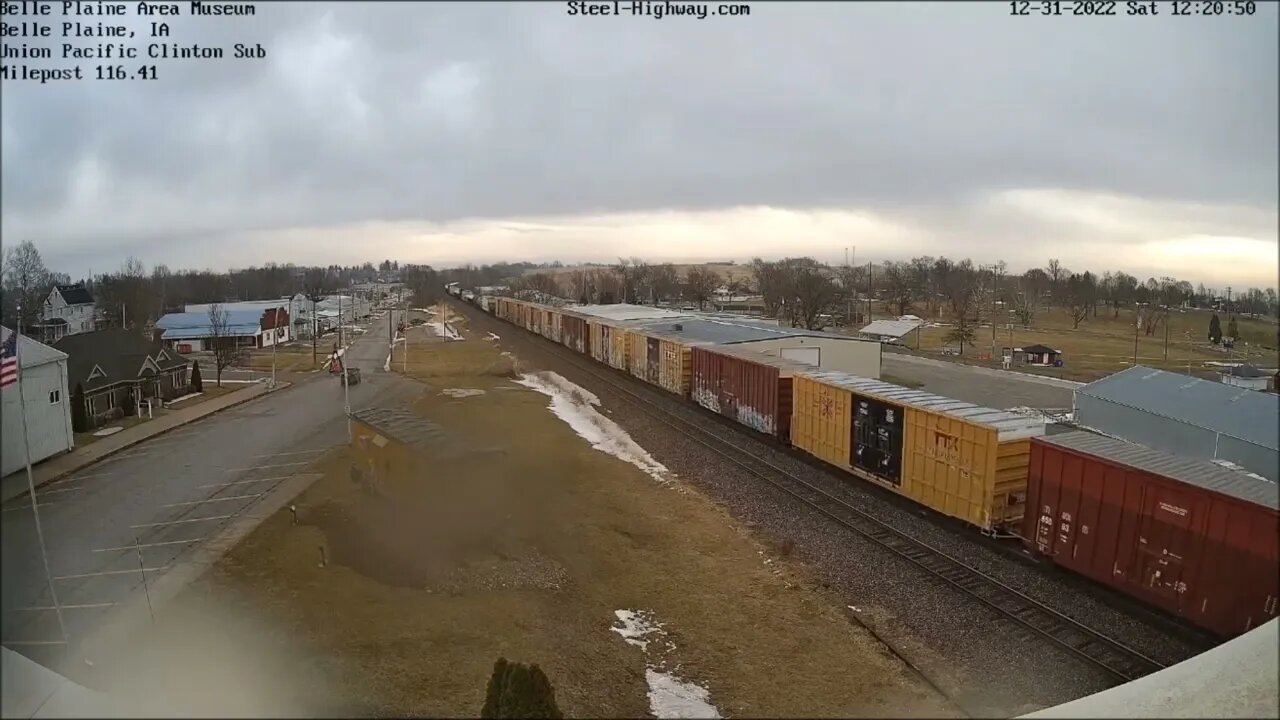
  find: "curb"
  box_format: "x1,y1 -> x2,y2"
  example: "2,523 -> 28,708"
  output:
2,382 -> 295,504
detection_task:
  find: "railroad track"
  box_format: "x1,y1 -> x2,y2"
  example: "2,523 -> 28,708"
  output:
455,299 -> 1168,685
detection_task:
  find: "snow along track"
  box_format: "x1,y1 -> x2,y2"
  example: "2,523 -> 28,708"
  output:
453,298 -> 1175,713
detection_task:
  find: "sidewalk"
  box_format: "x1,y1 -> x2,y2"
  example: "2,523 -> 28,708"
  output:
0,381 -> 292,504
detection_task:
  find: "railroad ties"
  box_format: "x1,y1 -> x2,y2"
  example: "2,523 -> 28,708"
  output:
464,297 -> 1168,686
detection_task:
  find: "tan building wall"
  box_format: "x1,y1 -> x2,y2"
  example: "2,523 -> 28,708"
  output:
739,337 -> 882,379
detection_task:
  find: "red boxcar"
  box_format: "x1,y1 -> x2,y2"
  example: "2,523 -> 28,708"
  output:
1025,430 -> 1280,637
690,345 -> 813,442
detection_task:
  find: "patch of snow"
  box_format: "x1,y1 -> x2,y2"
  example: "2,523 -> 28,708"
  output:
515,371 -> 670,483
1004,406 -> 1074,424
487,332 -> 501,341
93,426 -> 124,437
609,610 -> 722,719
441,388 -> 486,398
166,391 -> 203,405
611,609 -> 660,650
646,670 -> 721,720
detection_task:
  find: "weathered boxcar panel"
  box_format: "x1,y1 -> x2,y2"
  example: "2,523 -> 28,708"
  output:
657,337 -> 694,397
691,345 -> 810,441
790,374 -> 853,470
1026,430 -> 1280,637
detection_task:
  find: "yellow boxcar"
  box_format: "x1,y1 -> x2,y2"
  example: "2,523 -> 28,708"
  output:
790,373 -> 855,471
657,336 -> 694,397
791,371 -> 1043,533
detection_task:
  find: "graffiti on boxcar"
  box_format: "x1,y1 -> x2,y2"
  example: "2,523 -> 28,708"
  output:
736,405 -> 775,436
693,387 -> 720,414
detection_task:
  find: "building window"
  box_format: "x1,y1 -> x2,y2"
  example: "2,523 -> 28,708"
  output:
49,390 -> 60,404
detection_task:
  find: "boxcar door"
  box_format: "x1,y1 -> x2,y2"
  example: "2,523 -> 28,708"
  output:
1136,486 -> 1196,605
647,338 -> 661,383
851,396 -> 903,486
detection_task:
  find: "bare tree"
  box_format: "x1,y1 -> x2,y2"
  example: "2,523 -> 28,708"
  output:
521,272 -> 562,300
683,266 -> 721,310
878,262 -> 915,317
751,258 -> 788,318
650,263 -> 680,304
786,260 -> 841,330
207,303 -> 237,388
941,261 -> 979,354
2,240 -> 52,330
1064,272 -> 1097,329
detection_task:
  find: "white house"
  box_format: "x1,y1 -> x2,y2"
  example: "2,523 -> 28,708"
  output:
1,327 -> 74,477
34,283 -> 96,343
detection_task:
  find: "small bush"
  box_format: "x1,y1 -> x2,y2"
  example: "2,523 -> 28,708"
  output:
481,657 -> 562,719
191,361 -> 204,392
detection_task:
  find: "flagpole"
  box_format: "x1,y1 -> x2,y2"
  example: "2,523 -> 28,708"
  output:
13,307 -> 69,655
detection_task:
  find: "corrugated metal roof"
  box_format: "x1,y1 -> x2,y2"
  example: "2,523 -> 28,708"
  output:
859,319 -> 921,338
1039,430 -> 1279,511
0,326 -> 67,368
350,407 -> 447,449
156,310 -> 263,339
799,369 -> 1045,440
568,304 -> 694,322
1077,365 -> 1279,450
631,318 -> 870,346
700,343 -> 819,375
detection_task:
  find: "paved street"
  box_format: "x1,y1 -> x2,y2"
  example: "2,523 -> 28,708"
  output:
881,352 -> 1076,410
0,312 -> 418,672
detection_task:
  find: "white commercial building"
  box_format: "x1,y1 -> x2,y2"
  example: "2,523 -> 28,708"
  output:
1,327 -> 74,477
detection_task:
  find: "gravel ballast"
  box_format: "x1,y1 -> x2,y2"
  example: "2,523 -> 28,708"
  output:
459,302 -> 1216,718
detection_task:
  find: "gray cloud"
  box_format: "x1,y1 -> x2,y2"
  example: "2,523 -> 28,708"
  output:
2,1 -> 1276,277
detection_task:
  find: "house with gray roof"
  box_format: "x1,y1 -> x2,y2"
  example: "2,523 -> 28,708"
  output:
33,283 -> 96,343
1073,365 -> 1280,481
54,328 -> 191,430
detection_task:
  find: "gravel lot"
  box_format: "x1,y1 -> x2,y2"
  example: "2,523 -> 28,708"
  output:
458,300 -> 1217,718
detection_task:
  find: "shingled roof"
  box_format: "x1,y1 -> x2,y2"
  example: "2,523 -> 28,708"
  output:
54,328 -> 188,392
54,283 -> 94,305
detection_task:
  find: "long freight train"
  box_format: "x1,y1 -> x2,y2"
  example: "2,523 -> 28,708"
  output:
477,294 -> 1279,638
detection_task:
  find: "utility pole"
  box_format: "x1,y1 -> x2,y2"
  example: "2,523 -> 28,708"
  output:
12,308 -> 69,657
991,266 -> 998,359
866,261 -> 873,323
271,305 -> 279,389
1164,318 -> 1169,361
1133,303 -> 1140,366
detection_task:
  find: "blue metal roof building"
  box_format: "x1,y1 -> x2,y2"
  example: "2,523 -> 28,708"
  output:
155,309 -> 266,340
1073,365 -> 1280,481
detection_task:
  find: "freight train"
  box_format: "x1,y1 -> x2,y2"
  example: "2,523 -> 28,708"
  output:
475,294 -> 1279,638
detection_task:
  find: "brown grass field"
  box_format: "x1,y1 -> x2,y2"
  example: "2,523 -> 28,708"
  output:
104,309 -> 958,718
900,303 -> 1278,383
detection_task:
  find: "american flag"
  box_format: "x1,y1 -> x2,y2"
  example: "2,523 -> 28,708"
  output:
1,330 -> 18,389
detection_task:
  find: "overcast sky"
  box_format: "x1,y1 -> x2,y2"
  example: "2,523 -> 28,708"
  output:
2,2 -> 1277,287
